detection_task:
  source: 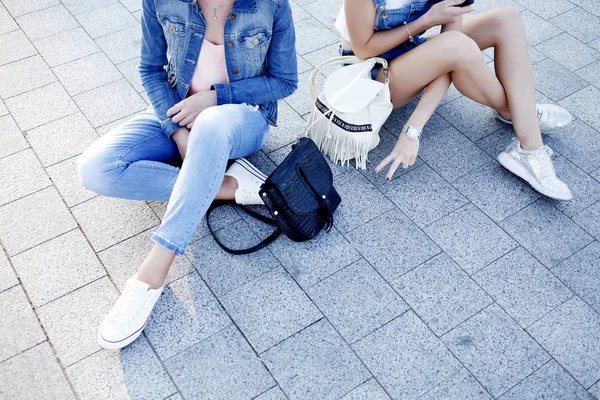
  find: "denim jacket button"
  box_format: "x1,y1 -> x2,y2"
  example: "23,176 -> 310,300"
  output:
271,118 -> 277,123
229,15 -> 236,21
253,38 -> 259,45
227,42 -> 234,48
169,26 -> 176,33
233,69 -> 240,74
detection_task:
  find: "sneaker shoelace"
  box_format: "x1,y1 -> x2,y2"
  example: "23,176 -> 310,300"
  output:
110,284 -> 149,333
528,145 -> 558,183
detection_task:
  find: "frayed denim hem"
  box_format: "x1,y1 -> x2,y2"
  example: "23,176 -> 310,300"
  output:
151,232 -> 186,256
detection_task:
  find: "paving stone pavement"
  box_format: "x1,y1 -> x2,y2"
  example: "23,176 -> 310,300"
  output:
0,0 -> 599,399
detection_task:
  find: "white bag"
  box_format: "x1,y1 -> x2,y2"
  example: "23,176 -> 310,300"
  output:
306,56 -> 393,170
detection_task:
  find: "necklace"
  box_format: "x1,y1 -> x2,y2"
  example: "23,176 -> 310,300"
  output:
201,0 -> 230,20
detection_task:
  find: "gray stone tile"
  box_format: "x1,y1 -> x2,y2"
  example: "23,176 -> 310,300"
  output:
99,229 -> 193,290
12,229 -> 105,308
302,43 -> 341,75
385,101 -> 452,137
420,126 -> 492,182
0,98 -> 7,116
307,259 -> 409,343
165,394 -> 183,400
535,33 -> 600,72
302,0 -> 342,27
67,336 -> 176,400
590,37 -> 600,52
77,3 -> 139,39
476,125 -> 517,158
346,209 -> 441,281
437,96 -> 505,141
0,116 -> 27,159
442,304 -> 549,398
474,247 -> 573,328
144,272 -> 231,360
62,0 -> 120,15
0,187 -> 77,255
549,156 -> 600,218
528,296 -> 600,388
339,379 -> 390,400
5,82 -> 78,131
74,79 -> 148,128
72,194 -> 159,252
166,326 -> 274,400
264,100 -> 306,152
569,0 -> 600,17
96,26 -> 141,64
421,368 -> 492,400
502,360 -> 593,400
266,226 -> 360,289
0,149 -> 51,206
0,286 -> 46,362
117,57 -> 143,92
293,17 -> 338,55
395,253 -> 493,336
15,5 -> 79,41
554,242 -> 600,314
255,386 -> 286,400
0,30 -> 37,67
354,311 -> 461,399
1,0 -> 60,17
0,250 -> 18,293
95,110 -> 146,136
559,86 -> 600,132
221,267 -> 322,353
515,0 -> 575,19
0,342 -> 75,400
578,60 -> 600,89
499,200 -> 593,267
472,0 -> 524,13
263,319 -> 370,400
47,157 -> 98,207
0,7 -> 18,35
544,120 -> 600,173
34,28 -> 100,67
290,1 -> 311,24
521,10 -> 563,46
532,58 -> 589,102
54,52 -> 123,96
37,277 -> 118,366
26,112 -> 98,167
424,204 -> 517,274
119,0 -> 142,13
573,202 -> 600,240
332,168 -> 395,233
550,7 -> 600,44
590,382 -> 600,398
188,220 -> 280,297
0,55 -> 56,99
453,161 -> 539,222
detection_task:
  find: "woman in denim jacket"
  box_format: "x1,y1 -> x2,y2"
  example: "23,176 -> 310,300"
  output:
339,0 -> 573,201
77,0 -> 298,350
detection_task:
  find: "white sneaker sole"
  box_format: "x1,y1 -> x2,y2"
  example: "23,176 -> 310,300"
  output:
494,113 -> 571,134
97,320 -> 148,350
497,152 -> 572,201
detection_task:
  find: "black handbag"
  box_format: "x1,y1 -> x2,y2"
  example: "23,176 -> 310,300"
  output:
206,137 -> 342,255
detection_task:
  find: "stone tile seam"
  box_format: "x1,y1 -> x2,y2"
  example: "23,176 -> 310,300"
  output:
0,338 -> 48,365
34,274 -> 108,313
534,31 -> 600,72
249,384 -> 282,400
2,3 -> 62,19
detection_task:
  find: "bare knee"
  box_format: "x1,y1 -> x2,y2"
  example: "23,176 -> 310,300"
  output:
438,31 -> 482,66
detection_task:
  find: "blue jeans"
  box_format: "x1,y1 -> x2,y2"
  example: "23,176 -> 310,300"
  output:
77,104 -> 269,255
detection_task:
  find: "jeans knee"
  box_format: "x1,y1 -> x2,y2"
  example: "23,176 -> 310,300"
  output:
77,146 -> 117,196
188,107 -> 234,149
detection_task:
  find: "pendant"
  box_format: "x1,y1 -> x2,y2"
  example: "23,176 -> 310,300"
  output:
213,10 -> 217,19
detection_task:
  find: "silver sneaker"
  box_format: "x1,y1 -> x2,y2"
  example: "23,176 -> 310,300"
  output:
498,140 -> 572,201
494,104 -> 573,133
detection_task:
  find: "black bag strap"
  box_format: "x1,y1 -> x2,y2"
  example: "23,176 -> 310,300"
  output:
298,166 -> 335,231
206,201 -> 282,255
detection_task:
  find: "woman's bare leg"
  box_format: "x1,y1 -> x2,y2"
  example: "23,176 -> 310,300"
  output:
462,7 -> 542,149
379,31 -> 509,123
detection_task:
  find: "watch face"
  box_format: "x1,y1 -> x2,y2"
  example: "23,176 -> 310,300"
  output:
405,126 -> 421,139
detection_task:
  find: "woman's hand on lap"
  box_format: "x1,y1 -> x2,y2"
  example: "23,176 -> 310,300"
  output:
425,0 -> 473,27
376,133 -> 419,181
167,90 -> 217,129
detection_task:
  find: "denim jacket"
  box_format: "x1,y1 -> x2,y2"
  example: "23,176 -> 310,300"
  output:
140,0 -> 298,137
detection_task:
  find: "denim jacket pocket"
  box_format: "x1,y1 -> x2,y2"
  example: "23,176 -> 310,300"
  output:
239,29 -> 271,65
160,17 -> 187,53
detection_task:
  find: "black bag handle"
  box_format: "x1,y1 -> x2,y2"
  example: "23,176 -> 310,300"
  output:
206,201 -> 282,255
298,166 -> 334,231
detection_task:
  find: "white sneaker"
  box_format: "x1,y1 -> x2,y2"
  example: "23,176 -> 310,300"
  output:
498,139 -> 573,201
225,158 -> 268,205
494,104 -> 573,133
98,277 -> 164,350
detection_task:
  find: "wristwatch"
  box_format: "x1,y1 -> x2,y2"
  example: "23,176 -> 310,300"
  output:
402,124 -> 422,140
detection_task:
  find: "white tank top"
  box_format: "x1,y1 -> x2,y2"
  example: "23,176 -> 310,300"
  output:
335,0 -> 414,42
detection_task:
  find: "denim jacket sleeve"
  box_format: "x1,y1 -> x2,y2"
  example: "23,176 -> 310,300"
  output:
139,0 -> 183,138
212,0 -> 298,106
